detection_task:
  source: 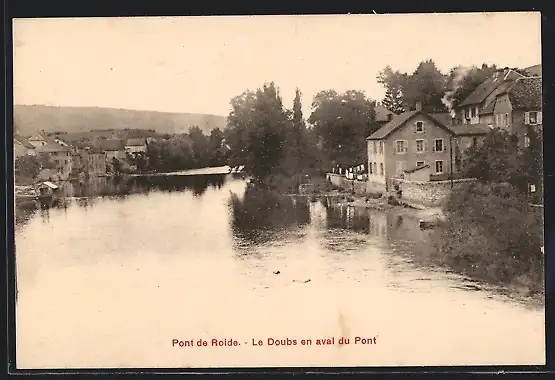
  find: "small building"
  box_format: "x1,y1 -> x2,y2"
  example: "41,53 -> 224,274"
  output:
375,102 -> 394,126
14,134 -> 37,158
86,148 -> 107,177
366,102 -> 489,192
125,138 -> 147,154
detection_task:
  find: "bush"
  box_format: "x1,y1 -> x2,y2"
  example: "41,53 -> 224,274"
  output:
433,182 -> 544,293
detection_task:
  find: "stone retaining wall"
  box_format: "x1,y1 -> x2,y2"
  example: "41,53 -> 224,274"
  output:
326,173 -> 368,195
394,178 -> 477,207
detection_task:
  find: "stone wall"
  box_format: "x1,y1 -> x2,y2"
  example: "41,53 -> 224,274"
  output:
394,178 -> 477,207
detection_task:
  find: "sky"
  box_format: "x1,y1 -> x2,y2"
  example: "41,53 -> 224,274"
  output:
13,13 -> 542,118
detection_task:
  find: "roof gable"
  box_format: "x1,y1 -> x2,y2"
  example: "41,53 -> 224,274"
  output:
14,134 -> 36,149
367,111 -> 454,140
459,69 -> 525,107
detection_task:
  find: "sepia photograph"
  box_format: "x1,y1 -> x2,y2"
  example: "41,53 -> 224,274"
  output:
12,13 -> 544,369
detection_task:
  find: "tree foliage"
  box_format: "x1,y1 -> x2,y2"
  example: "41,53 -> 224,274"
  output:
443,64 -> 497,114
308,89 -> 378,166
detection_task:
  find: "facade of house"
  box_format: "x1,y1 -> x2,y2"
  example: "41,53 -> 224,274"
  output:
367,103 -> 488,192
87,148 -> 108,177
492,76 -> 542,148
457,68 -> 526,126
14,135 -> 37,158
36,142 -> 73,180
125,138 -> 147,154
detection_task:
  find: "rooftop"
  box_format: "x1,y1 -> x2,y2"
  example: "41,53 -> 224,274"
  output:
505,77 -> 542,110
14,134 -> 36,149
375,103 -> 394,123
36,142 -> 71,153
125,138 -> 146,146
459,69 -> 525,107
95,139 -> 125,151
524,64 -> 542,77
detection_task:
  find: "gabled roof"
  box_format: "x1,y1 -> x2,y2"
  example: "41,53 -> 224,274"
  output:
28,132 -> 48,142
479,80 -> 515,115
459,69 -> 525,107
504,77 -> 542,110
367,110 -> 489,140
36,142 -> 70,153
125,138 -> 146,147
14,134 -> 36,149
96,139 -> 125,151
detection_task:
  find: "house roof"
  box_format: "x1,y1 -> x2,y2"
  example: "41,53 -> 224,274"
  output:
96,139 -> 125,151
375,103 -> 394,122
367,110 -> 419,140
36,142 -> 70,153
404,164 -> 430,174
479,80 -> 515,115
524,64 -> 542,77
125,138 -> 146,147
367,110 -> 489,140
14,134 -> 36,149
504,77 -> 542,110
28,132 -> 48,142
459,69 -> 524,107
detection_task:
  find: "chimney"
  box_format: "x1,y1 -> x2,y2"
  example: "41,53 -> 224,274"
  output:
415,101 -> 422,112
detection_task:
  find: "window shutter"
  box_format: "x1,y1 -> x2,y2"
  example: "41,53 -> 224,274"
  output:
432,140 -> 436,152
442,140 -> 446,152
538,111 -> 543,124
524,112 -> 530,125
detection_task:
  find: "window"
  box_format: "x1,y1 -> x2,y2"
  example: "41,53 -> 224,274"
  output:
416,161 -> 425,167
503,113 -> 509,127
415,121 -> 424,133
373,162 -> 377,175
524,136 -> 531,148
435,160 -> 444,174
369,162 -> 373,174
379,141 -> 384,154
464,108 -> 470,119
379,163 -> 384,176
395,140 -> 407,154
471,107 -> 477,118
473,137 -> 478,146
529,111 -> 538,125
433,139 -> 444,152
416,139 -> 425,153
373,141 -> 377,154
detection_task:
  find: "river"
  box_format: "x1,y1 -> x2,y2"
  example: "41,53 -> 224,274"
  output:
14,174 -> 545,369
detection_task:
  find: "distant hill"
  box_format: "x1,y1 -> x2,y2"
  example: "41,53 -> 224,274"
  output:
14,105 -> 228,137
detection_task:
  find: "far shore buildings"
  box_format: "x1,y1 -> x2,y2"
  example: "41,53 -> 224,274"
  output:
14,134 -> 37,158
125,138 -> 147,154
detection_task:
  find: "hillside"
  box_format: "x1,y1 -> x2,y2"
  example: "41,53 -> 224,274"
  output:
14,105 -> 228,136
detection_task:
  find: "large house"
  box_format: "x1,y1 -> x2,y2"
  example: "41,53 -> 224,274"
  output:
492,76 -> 542,148
457,68 -> 527,126
14,134 -> 36,158
366,102 -> 489,192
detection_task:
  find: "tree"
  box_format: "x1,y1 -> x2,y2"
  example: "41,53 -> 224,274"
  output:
308,90 -> 377,167
226,82 -> 291,182
443,64 -> 497,115
15,155 -> 41,180
377,66 -> 406,114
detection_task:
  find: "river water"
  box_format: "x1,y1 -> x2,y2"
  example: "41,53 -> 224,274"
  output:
14,174 -> 545,369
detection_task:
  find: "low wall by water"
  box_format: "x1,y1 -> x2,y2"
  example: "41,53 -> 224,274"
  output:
394,178 -> 477,207
326,173 -> 368,195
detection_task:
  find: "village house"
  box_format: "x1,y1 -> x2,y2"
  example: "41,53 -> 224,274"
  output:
125,138 -> 148,154
366,102 -> 489,193
457,68 -> 527,126
86,148 -> 108,177
492,76 -> 542,149
14,134 -> 37,158
36,142 -> 73,181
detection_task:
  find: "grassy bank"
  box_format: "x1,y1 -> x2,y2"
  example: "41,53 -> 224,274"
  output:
431,181 -> 544,296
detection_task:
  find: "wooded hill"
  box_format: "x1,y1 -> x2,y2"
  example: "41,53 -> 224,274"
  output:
14,105 -> 228,136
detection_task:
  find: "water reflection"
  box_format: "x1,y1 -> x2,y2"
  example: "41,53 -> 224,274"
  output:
229,183 -> 311,248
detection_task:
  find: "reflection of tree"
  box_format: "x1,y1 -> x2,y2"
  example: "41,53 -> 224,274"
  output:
15,203 -> 38,229
230,183 -> 310,246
